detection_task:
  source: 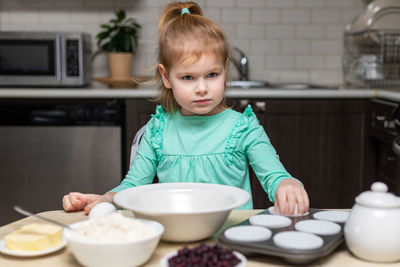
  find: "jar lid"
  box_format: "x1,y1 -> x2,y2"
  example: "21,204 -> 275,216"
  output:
356,182 -> 400,208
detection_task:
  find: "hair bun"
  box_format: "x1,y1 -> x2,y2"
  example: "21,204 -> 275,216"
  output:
158,1 -> 203,32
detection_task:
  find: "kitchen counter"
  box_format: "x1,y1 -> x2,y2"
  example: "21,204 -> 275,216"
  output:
1,210 -> 399,267
0,86 -> 386,100
1,85 -> 400,102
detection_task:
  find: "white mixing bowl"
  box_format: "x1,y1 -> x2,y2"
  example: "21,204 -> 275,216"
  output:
64,218 -> 164,267
113,183 -> 250,242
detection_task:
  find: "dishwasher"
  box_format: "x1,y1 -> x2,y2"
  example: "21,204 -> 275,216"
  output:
0,99 -> 124,226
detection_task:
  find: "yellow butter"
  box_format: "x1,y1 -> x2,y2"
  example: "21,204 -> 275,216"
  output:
5,223 -> 62,251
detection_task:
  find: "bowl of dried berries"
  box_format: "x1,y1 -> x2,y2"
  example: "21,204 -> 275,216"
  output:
160,243 -> 246,267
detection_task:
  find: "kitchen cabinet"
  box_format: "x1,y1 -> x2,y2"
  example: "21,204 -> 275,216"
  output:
229,99 -> 371,209
125,98 -> 371,209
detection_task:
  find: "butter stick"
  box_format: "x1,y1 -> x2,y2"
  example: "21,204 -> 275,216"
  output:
5,223 -> 62,251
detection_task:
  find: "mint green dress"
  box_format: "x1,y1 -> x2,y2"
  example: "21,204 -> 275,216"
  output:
111,105 -> 298,209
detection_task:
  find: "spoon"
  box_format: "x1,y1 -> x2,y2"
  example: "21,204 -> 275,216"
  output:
14,206 -> 73,230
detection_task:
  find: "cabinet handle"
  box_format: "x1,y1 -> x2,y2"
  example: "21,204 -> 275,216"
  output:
254,101 -> 266,112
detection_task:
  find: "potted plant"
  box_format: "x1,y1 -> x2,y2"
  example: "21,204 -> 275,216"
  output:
96,9 -> 141,78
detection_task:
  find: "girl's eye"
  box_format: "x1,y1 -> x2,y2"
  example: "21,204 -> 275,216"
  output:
182,75 -> 193,80
207,72 -> 218,78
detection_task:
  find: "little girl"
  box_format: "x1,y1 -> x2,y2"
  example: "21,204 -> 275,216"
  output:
63,1 -> 309,215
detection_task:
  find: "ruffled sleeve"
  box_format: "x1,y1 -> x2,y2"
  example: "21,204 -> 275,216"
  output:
224,105 -> 258,165
149,105 -> 165,161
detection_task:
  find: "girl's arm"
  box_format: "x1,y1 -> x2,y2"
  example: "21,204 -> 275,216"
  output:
245,119 -> 309,214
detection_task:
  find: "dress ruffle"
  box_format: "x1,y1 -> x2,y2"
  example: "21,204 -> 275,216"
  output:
224,105 -> 258,165
150,105 -> 165,161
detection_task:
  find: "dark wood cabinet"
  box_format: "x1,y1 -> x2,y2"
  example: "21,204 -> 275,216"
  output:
229,99 -> 371,209
125,98 -> 372,209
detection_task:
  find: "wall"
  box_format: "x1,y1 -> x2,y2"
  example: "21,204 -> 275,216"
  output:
0,0 -> 365,85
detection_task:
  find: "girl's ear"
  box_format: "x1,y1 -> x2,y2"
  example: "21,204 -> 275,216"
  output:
158,64 -> 172,89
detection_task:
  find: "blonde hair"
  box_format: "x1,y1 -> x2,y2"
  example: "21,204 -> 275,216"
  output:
154,1 -> 230,113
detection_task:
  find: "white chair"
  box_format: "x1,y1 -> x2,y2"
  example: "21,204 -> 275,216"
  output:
129,124 -> 147,166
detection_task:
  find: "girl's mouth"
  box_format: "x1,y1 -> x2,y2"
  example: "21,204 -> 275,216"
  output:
194,99 -> 210,105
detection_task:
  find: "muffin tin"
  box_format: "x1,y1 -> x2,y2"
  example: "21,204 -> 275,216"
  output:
217,208 -> 349,264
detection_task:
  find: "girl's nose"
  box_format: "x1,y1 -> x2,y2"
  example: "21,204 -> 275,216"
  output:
195,79 -> 207,94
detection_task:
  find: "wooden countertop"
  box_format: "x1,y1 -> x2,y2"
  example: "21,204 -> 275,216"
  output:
0,210 -> 399,267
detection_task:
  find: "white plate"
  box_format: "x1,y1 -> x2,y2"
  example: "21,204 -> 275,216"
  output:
0,237 -> 67,257
249,214 -> 291,229
273,231 -> 324,250
295,219 -> 341,235
224,225 -> 272,242
267,206 -> 309,217
160,249 -> 247,267
313,210 -> 349,223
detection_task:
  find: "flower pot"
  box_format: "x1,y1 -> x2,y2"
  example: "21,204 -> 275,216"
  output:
107,52 -> 133,78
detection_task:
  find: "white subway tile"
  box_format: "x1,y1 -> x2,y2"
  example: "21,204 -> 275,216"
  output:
251,9 -> 280,23
252,69 -> 279,81
236,0 -> 265,8
310,69 -> 342,84
8,10 -> 40,23
311,40 -> 342,54
1,23 -> 25,30
326,0 -> 358,8
251,39 -> 279,53
24,23 -> 56,31
280,69 -> 309,83
267,24 -> 295,39
130,7 -> 161,23
70,10 -> 101,23
55,0 -> 84,8
0,0 -> 23,8
312,8 -> 341,24
281,9 -> 310,23
295,55 -> 324,68
296,24 -> 324,39
266,54 -> 295,69
221,24 -> 236,39
222,8 -> 250,23
281,40 -> 309,54
203,8 -> 221,22
0,10 -> 8,24
296,0 -> 325,8
341,8 -> 364,23
236,24 -> 265,38
39,11 -> 69,23
230,39 -> 251,52
267,0 -> 296,8
248,53 -> 266,69
325,25 -> 345,39
205,0 -> 235,8
84,0 -> 115,8
24,0 -> 54,8
325,55 -> 342,69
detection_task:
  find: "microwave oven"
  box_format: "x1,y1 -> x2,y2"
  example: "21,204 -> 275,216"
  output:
0,31 -> 92,87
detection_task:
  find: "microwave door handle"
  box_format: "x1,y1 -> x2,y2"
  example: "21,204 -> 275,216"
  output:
56,34 -> 62,82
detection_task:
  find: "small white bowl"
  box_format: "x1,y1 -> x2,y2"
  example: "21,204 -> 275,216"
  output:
113,183 -> 250,242
64,219 -> 164,267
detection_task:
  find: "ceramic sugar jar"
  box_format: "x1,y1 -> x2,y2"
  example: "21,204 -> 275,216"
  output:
344,181 -> 400,263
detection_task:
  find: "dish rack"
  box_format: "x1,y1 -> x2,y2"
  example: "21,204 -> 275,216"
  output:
343,29 -> 400,88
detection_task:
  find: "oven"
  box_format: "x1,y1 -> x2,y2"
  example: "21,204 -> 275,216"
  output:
368,99 -> 400,194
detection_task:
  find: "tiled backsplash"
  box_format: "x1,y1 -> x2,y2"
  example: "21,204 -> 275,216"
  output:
0,0 -> 365,85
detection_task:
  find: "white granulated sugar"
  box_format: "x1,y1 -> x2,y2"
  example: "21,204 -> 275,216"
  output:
70,212 -> 156,242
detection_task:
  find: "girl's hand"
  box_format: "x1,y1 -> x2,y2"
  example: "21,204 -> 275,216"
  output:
62,192 -> 115,215
274,178 -> 309,215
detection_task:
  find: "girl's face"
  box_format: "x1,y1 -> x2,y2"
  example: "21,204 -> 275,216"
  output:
159,53 -> 227,116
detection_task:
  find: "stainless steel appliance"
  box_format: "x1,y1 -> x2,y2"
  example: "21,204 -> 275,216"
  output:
0,31 -> 92,87
0,99 -> 123,226
368,99 -> 400,194
343,2 -> 400,88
